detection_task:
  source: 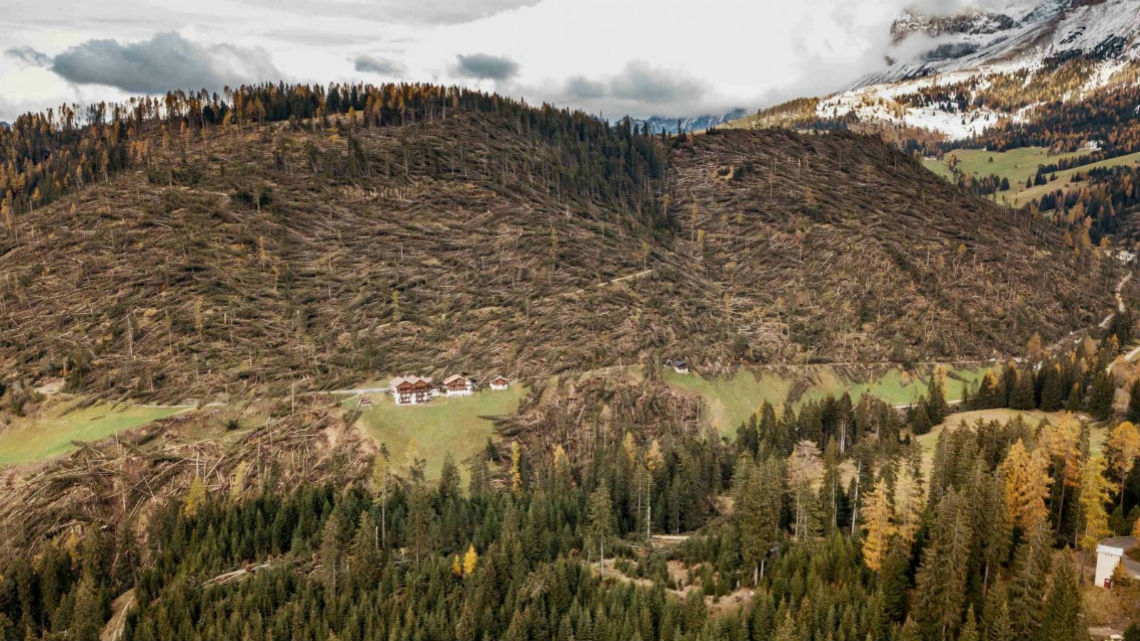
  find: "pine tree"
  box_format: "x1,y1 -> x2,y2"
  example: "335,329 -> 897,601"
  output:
71,571 -> 103,641
1040,365 -> 1064,412
587,483 -> 614,577
913,489 -> 973,641
1127,381 -> 1140,423
861,478 -> 895,572
320,512 -> 346,594
736,458 -> 782,585
1010,370 -> 1036,410
977,470 -> 1012,595
926,368 -> 950,425
959,606 -> 979,641
1039,553 -> 1084,641
880,537 -> 913,623
977,370 -> 1002,409
1006,524 -> 1051,641
1089,371 -> 1115,421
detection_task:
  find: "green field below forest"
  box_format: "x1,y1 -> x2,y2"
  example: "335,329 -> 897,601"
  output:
0,401 -> 188,466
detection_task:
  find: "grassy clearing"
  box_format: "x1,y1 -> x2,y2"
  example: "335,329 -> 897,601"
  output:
662,364 -> 988,435
924,146 -> 1140,208
0,401 -> 188,467
355,386 -> 526,480
921,145 -> 1080,190
1013,150 -> 1140,207
662,369 -> 793,433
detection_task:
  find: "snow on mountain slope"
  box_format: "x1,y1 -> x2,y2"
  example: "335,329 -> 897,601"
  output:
818,0 -> 1140,140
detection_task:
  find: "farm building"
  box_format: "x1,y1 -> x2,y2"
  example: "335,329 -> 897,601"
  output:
444,374 -> 474,397
489,376 -> 510,391
391,376 -> 435,406
666,360 -> 689,374
1095,536 -> 1140,588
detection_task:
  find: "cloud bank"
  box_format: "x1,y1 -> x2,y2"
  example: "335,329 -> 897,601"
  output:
455,53 -> 519,81
354,55 -> 405,77
51,32 -> 282,93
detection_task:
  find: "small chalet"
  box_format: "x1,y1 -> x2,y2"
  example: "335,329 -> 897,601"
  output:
391,376 -> 435,406
667,359 -> 689,374
443,374 -> 474,397
489,376 -> 510,391
1095,536 -> 1140,588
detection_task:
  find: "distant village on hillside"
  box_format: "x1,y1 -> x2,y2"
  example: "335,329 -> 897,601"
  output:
390,374 -> 510,406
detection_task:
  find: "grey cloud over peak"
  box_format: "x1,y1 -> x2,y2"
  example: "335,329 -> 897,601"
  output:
50,32 -> 283,94
610,61 -> 702,104
455,53 -> 519,81
554,61 -> 712,118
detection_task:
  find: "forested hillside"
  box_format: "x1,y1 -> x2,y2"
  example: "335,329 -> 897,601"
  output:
0,84 -> 1121,402
4,354 -> 1139,641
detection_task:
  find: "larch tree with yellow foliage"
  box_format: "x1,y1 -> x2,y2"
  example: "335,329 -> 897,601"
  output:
644,439 -> 664,542
463,544 -> 478,577
861,478 -> 895,572
184,476 -> 207,518
1001,439 -> 1052,532
1106,421 -> 1140,509
1078,456 -> 1113,568
893,466 -> 925,547
1044,417 -> 1083,530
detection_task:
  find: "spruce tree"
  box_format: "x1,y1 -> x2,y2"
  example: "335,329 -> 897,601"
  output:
1010,371 -> 1036,410
1005,524 -> 1051,641
912,490 -> 972,641
1128,381 -> 1140,424
959,606 -> 979,641
1089,370 -> 1116,421
1040,365 -> 1064,412
1039,553 -> 1084,641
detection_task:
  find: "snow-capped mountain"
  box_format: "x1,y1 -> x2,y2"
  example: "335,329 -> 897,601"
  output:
867,0 -> 1139,85
637,109 -> 748,135
816,0 -> 1140,140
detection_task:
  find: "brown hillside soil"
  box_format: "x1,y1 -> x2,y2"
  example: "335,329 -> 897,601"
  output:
0,115 -> 1119,402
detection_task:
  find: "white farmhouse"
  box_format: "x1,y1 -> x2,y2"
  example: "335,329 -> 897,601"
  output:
443,374 -> 474,397
1095,536 -> 1140,588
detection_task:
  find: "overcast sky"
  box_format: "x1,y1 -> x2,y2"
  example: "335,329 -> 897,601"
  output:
0,0 -> 1009,123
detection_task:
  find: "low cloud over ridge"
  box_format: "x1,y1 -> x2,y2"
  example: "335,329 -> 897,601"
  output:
51,33 -> 283,94
455,53 -> 519,81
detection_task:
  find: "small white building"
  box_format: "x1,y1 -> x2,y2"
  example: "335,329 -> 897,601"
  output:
443,374 -> 474,397
489,375 -> 510,391
667,359 -> 689,374
1095,536 -> 1140,588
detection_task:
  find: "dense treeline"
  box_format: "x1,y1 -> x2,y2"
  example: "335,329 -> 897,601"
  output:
1031,163 -> 1140,246
4,358 -> 1136,641
0,83 -> 669,232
